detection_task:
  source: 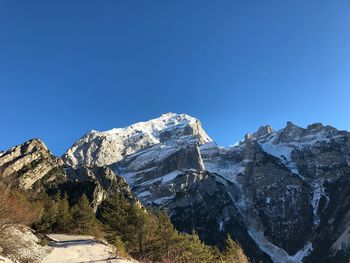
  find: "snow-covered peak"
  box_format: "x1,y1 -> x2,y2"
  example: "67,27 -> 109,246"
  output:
245,122 -> 346,178
63,113 -> 212,167
249,121 -> 340,146
94,112 -> 210,142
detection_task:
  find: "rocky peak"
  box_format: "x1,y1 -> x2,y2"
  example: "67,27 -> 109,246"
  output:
307,122 -> 324,130
252,125 -> 274,142
63,113 -> 212,167
244,133 -> 252,141
277,121 -> 304,143
0,139 -> 63,189
258,125 -> 274,135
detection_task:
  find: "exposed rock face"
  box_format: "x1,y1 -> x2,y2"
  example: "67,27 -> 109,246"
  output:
0,139 -> 136,212
63,166 -> 138,211
162,170 -> 272,262
63,113 -> 211,167
201,122 -> 350,262
0,139 -> 65,189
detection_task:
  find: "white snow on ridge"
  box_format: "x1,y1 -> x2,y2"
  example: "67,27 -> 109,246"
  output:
260,141 -> 300,175
64,113 -> 212,167
101,112 -> 211,142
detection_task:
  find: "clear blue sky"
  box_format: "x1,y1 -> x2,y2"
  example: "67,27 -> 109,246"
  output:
1,1 -> 350,155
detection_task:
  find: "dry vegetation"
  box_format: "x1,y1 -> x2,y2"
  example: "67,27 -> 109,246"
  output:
0,182 -> 42,259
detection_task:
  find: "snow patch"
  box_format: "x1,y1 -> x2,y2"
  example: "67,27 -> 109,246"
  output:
247,227 -> 313,263
310,179 -> 329,226
266,197 -> 271,204
137,191 -> 151,198
136,170 -> 182,187
218,221 -> 224,232
260,140 -> 300,175
152,195 -> 176,205
204,161 -> 245,183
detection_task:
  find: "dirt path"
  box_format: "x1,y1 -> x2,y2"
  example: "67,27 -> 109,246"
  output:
41,234 -> 133,263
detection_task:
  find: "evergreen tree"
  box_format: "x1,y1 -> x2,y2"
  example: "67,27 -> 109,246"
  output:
98,192 -> 249,262
221,234 -> 249,263
33,196 -> 58,232
56,192 -> 72,232
71,194 -> 100,235
176,231 -> 216,263
154,210 -> 178,260
125,204 -> 149,255
100,192 -> 129,235
110,235 -> 128,258
100,193 -> 156,258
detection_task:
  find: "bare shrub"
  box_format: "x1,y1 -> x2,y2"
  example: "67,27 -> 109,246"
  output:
0,183 -> 39,232
0,182 -> 41,258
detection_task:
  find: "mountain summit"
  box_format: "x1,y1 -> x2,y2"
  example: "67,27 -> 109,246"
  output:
63,113 -> 211,167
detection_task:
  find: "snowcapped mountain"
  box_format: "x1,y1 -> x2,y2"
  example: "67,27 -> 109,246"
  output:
61,113 -> 350,262
200,121 -> 350,262
2,113 -> 350,262
63,113 -> 211,167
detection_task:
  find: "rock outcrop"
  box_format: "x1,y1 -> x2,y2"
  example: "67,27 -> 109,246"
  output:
0,139 -> 65,189
63,166 -> 138,211
0,139 -> 136,212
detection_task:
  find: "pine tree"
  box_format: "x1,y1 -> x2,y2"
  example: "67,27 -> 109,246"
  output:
56,192 -> 72,232
172,231 -> 216,263
98,192 -> 238,262
99,193 -> 155,258
100,192 -> 129,235
222,234 -> 249,263
111,235 -> 128,258
33,196 -> 58,232
154,210 -> 178,260
123,203 -> 149,255
71,194 -> 100,235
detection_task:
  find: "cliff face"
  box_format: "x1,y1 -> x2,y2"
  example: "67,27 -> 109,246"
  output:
199,122 -> 350,262
0,139 -> 65,189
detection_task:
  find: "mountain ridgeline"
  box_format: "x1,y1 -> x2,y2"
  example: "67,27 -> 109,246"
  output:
1,113 -> 350,262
